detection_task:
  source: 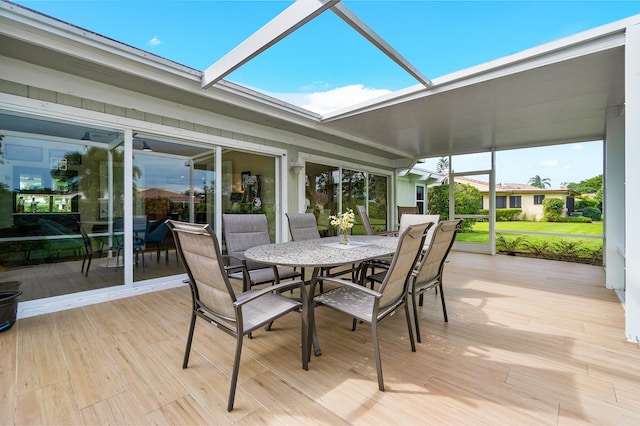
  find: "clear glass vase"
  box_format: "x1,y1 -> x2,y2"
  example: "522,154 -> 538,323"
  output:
340,227 -> 351,245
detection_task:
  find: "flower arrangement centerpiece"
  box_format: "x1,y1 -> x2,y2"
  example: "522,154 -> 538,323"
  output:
330,208 -> 356,245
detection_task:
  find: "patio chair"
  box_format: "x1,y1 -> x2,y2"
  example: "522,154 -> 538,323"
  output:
223,213 -> 301,292
146,217 -> 170,263
399,214 -> 440,243
286,212 -> 354,285
408,219 -> 461,342
166,220 -> 307,412
397,205 -> 419,222
311,222 -> 429,391
286,212 -> 319,283
364,219 -> 461,343
112,216 -> 149,270
78,222 -> 106,277
356,205 -> 395,236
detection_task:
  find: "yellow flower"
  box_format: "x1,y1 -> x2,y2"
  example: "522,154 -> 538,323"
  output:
329,208 -> 355,231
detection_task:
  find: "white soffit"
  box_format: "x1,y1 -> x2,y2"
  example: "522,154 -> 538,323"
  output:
201,0 -> 430,89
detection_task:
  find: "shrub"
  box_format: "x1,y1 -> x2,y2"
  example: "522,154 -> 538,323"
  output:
582,246 -> 603,263
558,216 -> 592,223
581,206 -> 602,221
496,234 -> 524,253
542,198 -> 565,221
552,240 -> 584,260
478,208 -> 522,221
428,183 -> 482,232
523,240 -> 551,256
575,198 -> 598,211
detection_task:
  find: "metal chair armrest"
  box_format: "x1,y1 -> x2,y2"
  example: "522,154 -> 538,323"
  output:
314,276 -> 382,298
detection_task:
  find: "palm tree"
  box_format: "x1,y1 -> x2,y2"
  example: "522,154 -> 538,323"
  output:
436,157 -> 449,173
528,175 -> 551,188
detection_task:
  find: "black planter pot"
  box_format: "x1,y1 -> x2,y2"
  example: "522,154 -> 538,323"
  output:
0,290 -> 22,332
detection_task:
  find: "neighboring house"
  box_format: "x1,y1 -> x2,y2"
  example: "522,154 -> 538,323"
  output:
396,164 -> 444,215
454,176 -> 573,221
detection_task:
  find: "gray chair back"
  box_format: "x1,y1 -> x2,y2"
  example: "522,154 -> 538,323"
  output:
397,205 -> 419,222
356,205 -> 375,235
414,219 -> 461,286
167,220 -> 237,329
399,214 -> 440,242
222,213 -> 272,270
377,222 -> 430,310
286,213 -> 321,241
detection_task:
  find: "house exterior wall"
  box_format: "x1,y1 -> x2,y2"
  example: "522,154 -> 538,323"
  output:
481,192 -> 568,221
0,56 -> 397,318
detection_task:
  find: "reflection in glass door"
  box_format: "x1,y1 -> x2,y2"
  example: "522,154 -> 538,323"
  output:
305,162 -> 339,237
0,112 -> 127,301
131,135 -> 215,282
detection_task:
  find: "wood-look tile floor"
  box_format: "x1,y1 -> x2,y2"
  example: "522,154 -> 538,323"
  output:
1,252 -> 639,425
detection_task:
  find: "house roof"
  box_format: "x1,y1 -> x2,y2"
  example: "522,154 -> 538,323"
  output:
454,176 -> 569,194
139,188 -> 193,203
0,1 -> 635,168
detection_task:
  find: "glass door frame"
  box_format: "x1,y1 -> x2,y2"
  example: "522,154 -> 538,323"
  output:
293,152 -> 395,234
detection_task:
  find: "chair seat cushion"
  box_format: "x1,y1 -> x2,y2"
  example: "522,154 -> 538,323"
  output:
242,292 -> 301,332
228,266 -> 300,286
315,286 -> 375,323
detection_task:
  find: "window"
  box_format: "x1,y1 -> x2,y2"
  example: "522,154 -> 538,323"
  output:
509,196 -> 521,208
534,194 -> 545,204
415,184 -> 425,214
496,196 -> 507,209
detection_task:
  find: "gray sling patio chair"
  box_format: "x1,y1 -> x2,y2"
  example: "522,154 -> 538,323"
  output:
286,212 -> 355,285
286,212 -> 321,241
286,212 -> 319,284
311,222 -> 429,391
78,222 -> 106,277
166,220 -> 308,412
408,219 -> 462,342
356,205 -> 395,236
397,205 -> 419,223
364,219 -> 462,343
223,213 -> 301,292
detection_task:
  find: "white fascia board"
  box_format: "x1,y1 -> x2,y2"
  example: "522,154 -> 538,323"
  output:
331,2 -> 431,87
0,1 -> 199,80
201,0 -> 340,89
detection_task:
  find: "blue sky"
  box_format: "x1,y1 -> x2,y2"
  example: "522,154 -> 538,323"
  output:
15,0 -> 640,186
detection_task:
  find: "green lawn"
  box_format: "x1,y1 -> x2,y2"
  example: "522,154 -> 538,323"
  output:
471,221 -> 603,236
456,220 -> 603,252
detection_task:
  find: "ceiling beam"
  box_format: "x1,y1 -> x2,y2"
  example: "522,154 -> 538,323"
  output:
331,2 -> 432,87
201,0 -> 340,89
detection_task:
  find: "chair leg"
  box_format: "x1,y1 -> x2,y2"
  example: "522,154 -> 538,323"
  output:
81,253 -> 89,276
227,334 -> 244,412
183,312 -> 197,368
439,282 -> 448,322
115,248 -> 122,271
412,291 -> 422,344
404,302 -> 416,352
85,254 -> 92,277
371,321 -> 384,391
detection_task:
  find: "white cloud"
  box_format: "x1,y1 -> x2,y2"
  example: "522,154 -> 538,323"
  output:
542,160 -> 560,167
270,84 -> 392,115
301,84 -> 391,114
149,36 -> 161,46
571,144 -> 584,151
